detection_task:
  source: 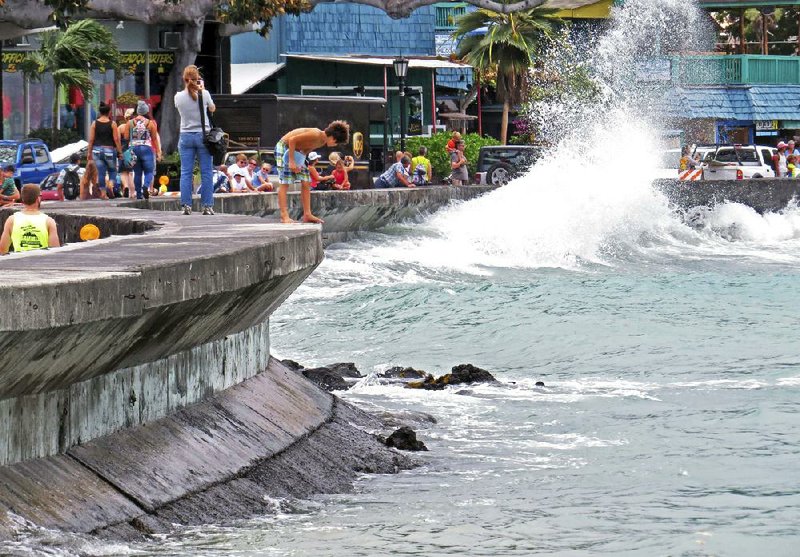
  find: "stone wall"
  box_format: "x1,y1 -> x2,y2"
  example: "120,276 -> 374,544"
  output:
0,206 -> 323,466
656,178 -> 800,214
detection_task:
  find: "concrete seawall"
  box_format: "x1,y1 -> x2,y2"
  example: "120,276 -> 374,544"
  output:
131,185 -> 496,244
656,178 -> 800,213
1,186 -> 475,539
0,206 -> 323,466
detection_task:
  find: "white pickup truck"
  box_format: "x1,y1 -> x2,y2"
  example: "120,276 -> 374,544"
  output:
702,145 -> 776,180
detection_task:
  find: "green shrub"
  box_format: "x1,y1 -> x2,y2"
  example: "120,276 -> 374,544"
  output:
404,132 -> 500,179
27,127 -> 82,150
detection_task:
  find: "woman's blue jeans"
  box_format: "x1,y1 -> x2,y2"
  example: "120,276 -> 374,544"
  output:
132,145 -> 155,200
93,147 -> 117,193
178,132 -> 213,207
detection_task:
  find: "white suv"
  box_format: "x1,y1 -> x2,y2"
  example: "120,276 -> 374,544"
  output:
703,145 -> 776,180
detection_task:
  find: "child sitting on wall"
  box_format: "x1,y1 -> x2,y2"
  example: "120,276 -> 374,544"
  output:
331,159 -> 351,190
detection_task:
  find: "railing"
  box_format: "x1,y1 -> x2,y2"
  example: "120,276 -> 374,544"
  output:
434,3 -> 467,31
670,55 -> 800,85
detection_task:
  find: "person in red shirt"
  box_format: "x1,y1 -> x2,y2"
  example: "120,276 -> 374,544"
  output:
331,159 -> 351,190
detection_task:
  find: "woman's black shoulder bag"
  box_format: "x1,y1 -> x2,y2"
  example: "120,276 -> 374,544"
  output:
197,91 -> 229,166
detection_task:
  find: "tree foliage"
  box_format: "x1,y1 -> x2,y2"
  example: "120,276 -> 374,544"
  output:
454,6 -> 561,143
405,132 -> 499,178
19,19 -> 120,144
712,8 -> 800,55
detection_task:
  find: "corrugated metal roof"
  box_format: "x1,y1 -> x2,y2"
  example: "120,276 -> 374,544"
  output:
663,85 -> 800,120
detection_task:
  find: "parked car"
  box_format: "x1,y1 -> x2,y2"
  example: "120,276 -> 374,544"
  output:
474,145 -> 544,186
0,140 -> 70,188
703,145 -> 776,180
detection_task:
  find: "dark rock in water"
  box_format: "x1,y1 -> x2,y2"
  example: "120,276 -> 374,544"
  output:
449,363 -> 497,384
382,426 -> 428,452
455,389 -> 473,396
406,363 -> 497,390
297,362 -> 363,391
535,381 -> 545,387
326,362 -> 363,378
281,359 -> 305,372
379,366 -> 428,379
301,367 -> 351,392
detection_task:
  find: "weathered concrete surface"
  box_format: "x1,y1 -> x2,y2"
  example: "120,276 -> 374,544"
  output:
0,206 -> 322,465
0,359 -> 413,539
656,178 -> 800,213
131,185 -> 496,244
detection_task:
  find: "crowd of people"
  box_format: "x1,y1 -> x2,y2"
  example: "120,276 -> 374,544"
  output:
679,139 -> 800,178
1,65 -> 474,253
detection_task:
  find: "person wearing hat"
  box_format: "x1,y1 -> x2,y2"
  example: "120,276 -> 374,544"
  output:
307,152 -> 335,190
122,100 -> 162,199
0,184 -> 60,254
773,142 -> 789,177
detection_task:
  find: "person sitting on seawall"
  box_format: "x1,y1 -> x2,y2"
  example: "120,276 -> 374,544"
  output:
412,163 -> 429,186
229,173 -> 252,193
0,165 -> 20,207
331,158 -> 351,190
252,162 -> 274,192
228,154 -> 256,191
0,184 -> 60,255
789,140 -> 800,157
450,140 -> 469,186
86,101 -> 123,199
374,156 -> 414,188
212,164 -> 230,193
411,146 -> 432,184
308,152 -> 335,190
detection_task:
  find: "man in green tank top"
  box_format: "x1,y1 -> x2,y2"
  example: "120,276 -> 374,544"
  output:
0,184 -> 60,254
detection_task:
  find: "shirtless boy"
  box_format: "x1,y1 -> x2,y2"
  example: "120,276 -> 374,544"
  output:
275,120 -> 350,224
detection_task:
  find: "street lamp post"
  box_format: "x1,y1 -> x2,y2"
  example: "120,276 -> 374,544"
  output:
393,56 -> 409,154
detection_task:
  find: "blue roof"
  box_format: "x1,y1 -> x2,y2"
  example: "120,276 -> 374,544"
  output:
663,85 -> 800,120
283,4 -> 436,56
436,67 -> 473,90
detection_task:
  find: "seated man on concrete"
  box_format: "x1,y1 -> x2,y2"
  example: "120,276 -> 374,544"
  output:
374,156 -> 414,189
1,165 -> 20,207
0,184 -> 60,254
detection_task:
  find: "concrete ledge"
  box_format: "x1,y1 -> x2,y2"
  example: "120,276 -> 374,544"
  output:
0,208 -> 322,393
656,178 -> 800,213
0,359 -> 412,538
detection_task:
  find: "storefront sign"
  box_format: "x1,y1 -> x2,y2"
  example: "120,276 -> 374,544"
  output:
1,51 -> 37,73
755,120 -> 778,131
119,52 -> 176,75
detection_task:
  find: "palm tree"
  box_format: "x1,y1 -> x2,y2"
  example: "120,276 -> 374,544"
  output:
19,19 -> 120,145
454,7 -> 561,144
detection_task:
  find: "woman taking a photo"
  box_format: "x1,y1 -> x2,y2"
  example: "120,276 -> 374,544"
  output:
174,65 -> 215,215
